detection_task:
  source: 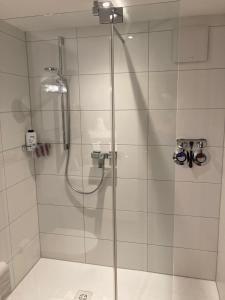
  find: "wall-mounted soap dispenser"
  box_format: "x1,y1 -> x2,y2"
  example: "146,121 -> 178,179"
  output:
24,129 -> 37,152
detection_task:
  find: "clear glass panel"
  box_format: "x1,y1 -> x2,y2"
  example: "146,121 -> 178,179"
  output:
2,1 -> 179,300
114,1 -> 180,299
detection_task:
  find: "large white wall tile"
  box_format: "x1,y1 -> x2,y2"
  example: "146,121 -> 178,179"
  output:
40,233 -> 85,263
84,208 -> 113,240
149,31 -> 177,71
149,71 -> 177,109
148,110 -> 176,146
0,227 -> 11,262
38,204 -> 84,237
4,148 -> 34,187
0,74 -> 30,112
0,152 -> 5,191
178,69 -> 225,109
117,145 -> 148,179
176,109 -> 225,147
27,40 -> 58,77
148,245 -> 173,274
148,213 -> 174,246
174,247 -> 217,280
117,211 -> 147,243
85,238 -> 113,267
27,38 -> 77,76
37,175 -> 83,207
7,177 -> 36,222
174,215 -> 218,251
13,236 -> 40,285
116,110 -> 148,145
148,180 -> 174,214
148,146 -> 175,180
10,207 -> 39,256
1,112 -> 31,150
115,33 -> 148,73
80,74 -> 111,110
78,36 -> 110,74
81,110 -> 111,145
116,178 -> 147,212
63,38 -> 78,76
174,181 -> 221,217
0,32 -> 27,76
118,242 -> 147,271
0,191 -> 8,230
115,72 -> 148,110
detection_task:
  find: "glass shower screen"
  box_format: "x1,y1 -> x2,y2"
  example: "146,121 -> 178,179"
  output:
3,1 -> 180,299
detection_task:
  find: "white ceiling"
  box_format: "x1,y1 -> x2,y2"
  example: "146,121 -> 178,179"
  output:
0,0 -> 225,20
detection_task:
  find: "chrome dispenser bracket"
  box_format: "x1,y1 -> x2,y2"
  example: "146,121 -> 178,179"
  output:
174,139 -> 208,168
176,138 -> 207,148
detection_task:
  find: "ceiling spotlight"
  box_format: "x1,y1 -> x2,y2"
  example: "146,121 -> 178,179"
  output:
102,1 -> 111,8
128,35 -> 133,39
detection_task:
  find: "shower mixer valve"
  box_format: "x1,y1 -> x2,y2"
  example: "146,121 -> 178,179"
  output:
173,139 -> 207,168
91,151 -> 117,168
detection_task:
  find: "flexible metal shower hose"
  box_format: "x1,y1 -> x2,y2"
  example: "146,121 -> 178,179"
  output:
65,145 -> 105,195
64,92 -> 105,195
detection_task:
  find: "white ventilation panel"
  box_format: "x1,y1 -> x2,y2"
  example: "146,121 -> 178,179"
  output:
173,25 -> 209,63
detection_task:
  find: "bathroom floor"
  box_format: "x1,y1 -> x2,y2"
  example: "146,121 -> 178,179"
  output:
7,258 -> 219,300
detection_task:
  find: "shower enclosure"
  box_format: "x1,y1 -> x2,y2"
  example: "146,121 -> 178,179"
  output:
1,0 -> 223,299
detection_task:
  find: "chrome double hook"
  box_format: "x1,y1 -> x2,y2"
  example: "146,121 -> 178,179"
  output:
173,139 -> 207,168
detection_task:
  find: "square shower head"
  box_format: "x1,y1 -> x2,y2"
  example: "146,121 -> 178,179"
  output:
98,7 -> 123,24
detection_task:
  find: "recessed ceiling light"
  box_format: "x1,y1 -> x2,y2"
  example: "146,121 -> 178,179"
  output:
128,35 -> 133,39
102,1 -> 111,8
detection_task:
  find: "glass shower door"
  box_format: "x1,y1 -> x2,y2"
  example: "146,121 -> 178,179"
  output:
113,2 -> 180,299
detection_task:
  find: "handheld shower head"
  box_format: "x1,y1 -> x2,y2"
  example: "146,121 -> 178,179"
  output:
41,67 -> 67,94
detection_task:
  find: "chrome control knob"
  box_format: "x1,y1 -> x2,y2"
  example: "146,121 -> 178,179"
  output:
173,145 -> 187,165
193,142 -> 207,166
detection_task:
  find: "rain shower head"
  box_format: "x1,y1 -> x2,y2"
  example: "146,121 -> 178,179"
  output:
41,67 -> 67,94
93,0 -> 123,24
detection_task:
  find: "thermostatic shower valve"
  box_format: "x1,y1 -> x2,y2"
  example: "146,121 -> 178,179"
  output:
91,151 -> 117,168
173,139 -> 207,168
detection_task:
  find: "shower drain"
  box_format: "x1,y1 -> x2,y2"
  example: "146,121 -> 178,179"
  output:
74,290 -> 93,300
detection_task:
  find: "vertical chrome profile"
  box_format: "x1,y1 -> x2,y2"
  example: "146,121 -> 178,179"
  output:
110,23 -> 118,300
57,36 -> 69,150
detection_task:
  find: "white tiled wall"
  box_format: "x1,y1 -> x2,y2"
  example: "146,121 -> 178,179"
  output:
0,22 -> 40,290
27,15 -> 225,281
